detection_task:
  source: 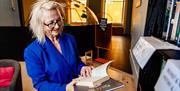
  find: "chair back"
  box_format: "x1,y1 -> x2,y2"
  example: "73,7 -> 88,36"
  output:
0,59 -> 22,91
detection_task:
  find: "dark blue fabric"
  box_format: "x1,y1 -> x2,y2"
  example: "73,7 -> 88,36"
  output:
24,33 -> 85,91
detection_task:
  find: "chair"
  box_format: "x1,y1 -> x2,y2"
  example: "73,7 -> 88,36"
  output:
81,50 -> 93,65
0,59 -> 22,91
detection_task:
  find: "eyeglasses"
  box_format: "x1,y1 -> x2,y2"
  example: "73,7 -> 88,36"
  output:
44,19 -> 63,29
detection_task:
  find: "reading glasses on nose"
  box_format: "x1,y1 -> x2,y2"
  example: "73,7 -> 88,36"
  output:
44,19 -> 63,29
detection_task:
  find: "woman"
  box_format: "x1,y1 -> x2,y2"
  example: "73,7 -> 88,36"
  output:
24,0 -> 93,91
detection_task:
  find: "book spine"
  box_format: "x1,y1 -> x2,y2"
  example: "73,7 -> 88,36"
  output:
171,2 -> 180,41
177,34 -> 180,47
165,0 -> 176,40
177,12 -> 180,47
162,0 -> 174,39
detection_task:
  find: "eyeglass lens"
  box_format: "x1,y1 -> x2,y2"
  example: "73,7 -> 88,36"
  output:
44,19 -> 63,29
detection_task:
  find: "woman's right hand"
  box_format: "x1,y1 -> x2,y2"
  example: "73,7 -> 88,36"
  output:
80,66 -> 94,77
66,79 -> 77,91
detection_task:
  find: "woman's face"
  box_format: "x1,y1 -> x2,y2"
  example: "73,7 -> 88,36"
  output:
43,9 -> 64,38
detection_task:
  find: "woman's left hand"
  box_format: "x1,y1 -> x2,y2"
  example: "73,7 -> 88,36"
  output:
80,66 -> 94,77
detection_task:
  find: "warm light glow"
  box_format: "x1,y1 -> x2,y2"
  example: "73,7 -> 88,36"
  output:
71,0 -> 87,23
105,0 -> 125,24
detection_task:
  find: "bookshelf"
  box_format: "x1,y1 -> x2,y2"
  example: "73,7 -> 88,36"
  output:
143,0 -> 180,47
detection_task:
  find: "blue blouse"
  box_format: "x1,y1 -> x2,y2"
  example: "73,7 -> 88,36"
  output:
24,33 -> 85,91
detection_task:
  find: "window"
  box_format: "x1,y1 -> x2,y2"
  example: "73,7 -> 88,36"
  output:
105,0 -> 126,24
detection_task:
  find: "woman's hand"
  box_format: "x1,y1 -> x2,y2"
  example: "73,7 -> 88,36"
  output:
80,66 -> 94,77
66,79 -> 77,91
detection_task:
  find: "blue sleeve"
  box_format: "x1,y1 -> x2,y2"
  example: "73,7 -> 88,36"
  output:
77,57 -> 84,74
70,35 -> 85,74
24,48 -> 66,91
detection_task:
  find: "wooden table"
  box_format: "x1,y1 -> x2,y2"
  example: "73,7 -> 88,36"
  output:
107,67 -> 136,91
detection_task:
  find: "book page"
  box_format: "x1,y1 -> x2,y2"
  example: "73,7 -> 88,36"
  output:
77,76 -> 103,82
92,61 -> 112,77
76,61 -> 112,87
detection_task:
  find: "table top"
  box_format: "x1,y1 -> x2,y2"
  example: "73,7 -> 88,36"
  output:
108,67 -> 135,91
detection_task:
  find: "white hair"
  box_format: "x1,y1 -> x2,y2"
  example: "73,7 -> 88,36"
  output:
29,0 -> 65,44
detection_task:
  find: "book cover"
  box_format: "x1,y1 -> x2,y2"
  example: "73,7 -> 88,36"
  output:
171,2 -> 180,41
75,78 -> 124,91
76,61 -> 112,88
162,0 -> 176,40
176,12 -> 180,47
175,12 -> 180,41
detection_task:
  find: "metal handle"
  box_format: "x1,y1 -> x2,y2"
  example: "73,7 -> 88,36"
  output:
11,0 -> 15,11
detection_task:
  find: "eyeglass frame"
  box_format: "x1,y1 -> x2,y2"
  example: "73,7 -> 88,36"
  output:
44,18 -> 64,29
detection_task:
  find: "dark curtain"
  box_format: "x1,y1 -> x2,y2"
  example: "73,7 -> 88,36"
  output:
144,0 -> 168,38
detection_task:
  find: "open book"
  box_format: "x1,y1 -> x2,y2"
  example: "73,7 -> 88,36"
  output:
75,78 -> 124,91
76,61 -> 112,88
